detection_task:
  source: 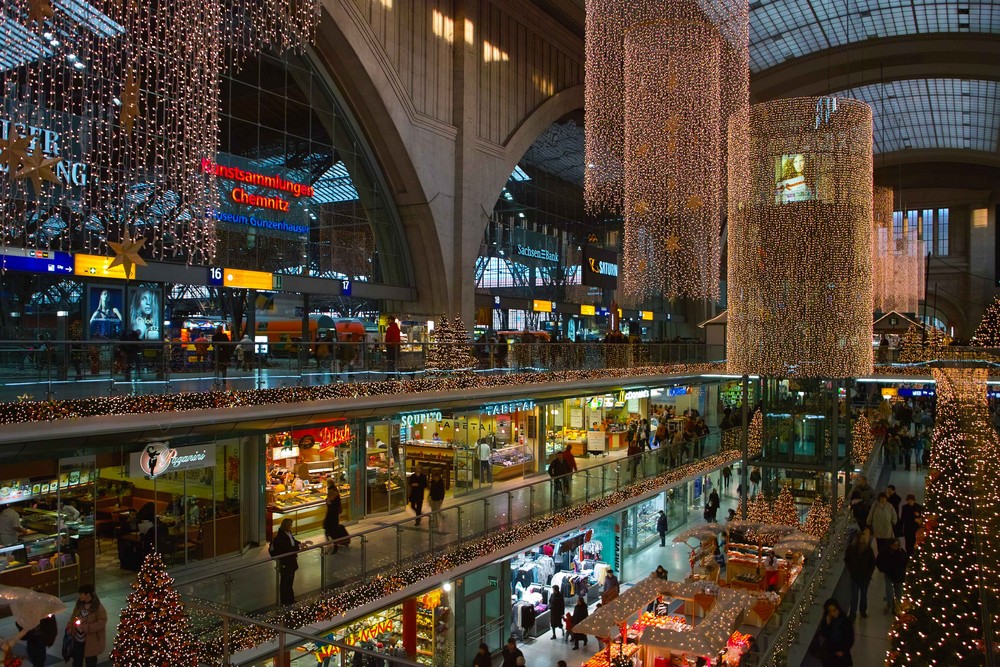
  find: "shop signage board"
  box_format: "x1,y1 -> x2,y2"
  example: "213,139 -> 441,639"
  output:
587,430 -> 606,452
511,228 -> 559,264
582,245 -> 619,290
482,399 -> 535,416
0,247 -> 74,275
569,408 -> 584,429
398,410 -> 443,426
667,386 -> 689,396
623,389 -> 650,401
130,443 -> 216,479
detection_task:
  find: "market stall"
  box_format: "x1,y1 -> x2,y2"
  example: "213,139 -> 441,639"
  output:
572,576 -> 756,667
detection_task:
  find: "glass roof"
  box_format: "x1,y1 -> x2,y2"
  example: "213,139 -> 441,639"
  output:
1,0 -> 121,71
835,78 -> 999,153
750,0 -> 1000,72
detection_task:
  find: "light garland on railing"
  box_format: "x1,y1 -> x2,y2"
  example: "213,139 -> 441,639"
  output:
727,97 -> 874,378
872,186 -> 923,315
195,449 -> 743,663
0,0 -> 318,263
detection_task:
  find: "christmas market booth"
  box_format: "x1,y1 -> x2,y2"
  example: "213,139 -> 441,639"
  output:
570,576 -> 757,667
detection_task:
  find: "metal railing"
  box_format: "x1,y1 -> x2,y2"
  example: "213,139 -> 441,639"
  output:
751,443 -> 885,666
176,434 -> 727,629
0,340 -> 725,402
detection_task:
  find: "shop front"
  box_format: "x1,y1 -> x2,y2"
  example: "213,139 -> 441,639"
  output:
543,392 -> 648,459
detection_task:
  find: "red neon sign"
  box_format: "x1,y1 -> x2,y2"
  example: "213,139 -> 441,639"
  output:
319,425 -> 353,450
231,187 -> 290,212
203,158 -> 313,197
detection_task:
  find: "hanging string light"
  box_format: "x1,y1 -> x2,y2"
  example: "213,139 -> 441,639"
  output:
0,0 -> 318,263
727,97 -> 874,378
584,0 -> 748,303
872,185 -> 923,314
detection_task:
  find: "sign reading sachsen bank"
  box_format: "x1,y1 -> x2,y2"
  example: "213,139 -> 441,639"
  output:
201,158 -> 313,213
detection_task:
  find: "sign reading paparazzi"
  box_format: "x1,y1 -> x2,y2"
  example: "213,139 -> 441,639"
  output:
582,245 -> 619,290
130,443 -> 216,479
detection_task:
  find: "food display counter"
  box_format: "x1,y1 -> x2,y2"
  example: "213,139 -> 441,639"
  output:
490,444 -> 533,481
0,534 -> 96,603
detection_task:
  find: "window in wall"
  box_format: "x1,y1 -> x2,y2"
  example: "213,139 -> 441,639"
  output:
906,211 -> 919,246
921,209 -> 934,252
893,211 -> 903,242
937,208 -> 949,256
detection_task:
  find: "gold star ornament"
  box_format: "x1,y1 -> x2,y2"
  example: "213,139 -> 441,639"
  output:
633,200 -> 650,215
17,393 -> 34,403
27,0 -> 55,24
107,229 -> 147,277
685,195 -> 704,210
13,150 -> 63,194
665,235 -> 681,253
0,127 -> 32,175
119,72 -> 141,135
635,143 -> 650,158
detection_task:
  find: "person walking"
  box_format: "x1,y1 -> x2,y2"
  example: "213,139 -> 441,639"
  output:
472,643 -> 492,667
409,464 -> 428,525
384,315 -> 401,374
20,614 -> 56,667
238,333 -> 255,370
722,465 -> 732,490
843,529 -> 875,619
549,585 -> 565,639
270,518 -> 307,605
749,467 -> 762,496
866,492 -> 898,553
322,484 -> 343,553
706,489 -> 720,523
875,539 -> 908,614
478,438 -> 493,483
816,598 -> 854,666
67,584 -> 107,667
603,569 -> 620,598
211,325 -> 231,378
428,470 -> 446,529
885,485 -> 902,517
548,451 -> 568,509
656,510 -> 669,547
570,597 -> 589,650
560,445 -> 577,499
501,637 -> 524,667
913,429 -> 927,471
899,494 -> 924,556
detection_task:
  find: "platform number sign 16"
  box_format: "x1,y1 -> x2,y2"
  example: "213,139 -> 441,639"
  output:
209,267 -> 224,286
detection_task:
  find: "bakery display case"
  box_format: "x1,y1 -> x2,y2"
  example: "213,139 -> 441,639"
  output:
490,444 -> 533,481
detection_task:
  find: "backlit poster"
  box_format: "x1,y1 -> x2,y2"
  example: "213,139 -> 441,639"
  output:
127,287 -> 162,340
773,153 -> 815,204
87,286 -> 124,340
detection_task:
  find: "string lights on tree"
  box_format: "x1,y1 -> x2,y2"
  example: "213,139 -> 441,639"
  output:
727,97 -> 874,378
584,0 -> 749,302
802,497 -> 830,538
424,315 -> 477,375
851,413 -> 874,467
771,485 -> 798,528
886,368 -> 1000,665
0,0 -> 318,263
971,296 -> 1000,347
871,186 -> 924,315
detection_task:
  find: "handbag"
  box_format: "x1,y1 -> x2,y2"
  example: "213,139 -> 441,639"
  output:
61,628 -> 76,662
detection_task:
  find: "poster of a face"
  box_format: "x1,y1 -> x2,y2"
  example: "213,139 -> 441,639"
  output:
88,286 -> 124,340
128,287 -> 162,341
774,153 -> 814,204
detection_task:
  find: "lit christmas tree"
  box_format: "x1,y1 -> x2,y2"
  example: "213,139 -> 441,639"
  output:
886,369 -> 1000,665
747,409 -> 762,458
111,552 -> 199,666
897,323 -> 926,363
747,493 -> 771,524
802,497 -> 830,538
424,314 -> 477,375
971,296 -> 1000,347
771,485 -> 798,528
851,413 -> 874,467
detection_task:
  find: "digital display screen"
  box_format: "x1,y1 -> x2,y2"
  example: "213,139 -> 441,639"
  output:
774,153 -> 815,204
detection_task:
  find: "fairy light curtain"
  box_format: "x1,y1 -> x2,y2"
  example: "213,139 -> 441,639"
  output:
584,0 -> 749,304
0,0 -> 319,264
872,185 -> 924,314
727,97 -> 874,378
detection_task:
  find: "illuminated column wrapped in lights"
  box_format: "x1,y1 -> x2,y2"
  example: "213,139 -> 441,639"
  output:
727,97 -> 874,378
872,185 -> 923,314
583,0 -> 624,214
0,0 -> 318,263
617,0 -> 748,303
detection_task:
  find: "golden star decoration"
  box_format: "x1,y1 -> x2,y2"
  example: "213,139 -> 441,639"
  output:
665,235 -> 681,253
635,143 -> 650,158
27,0 -> 55,23
666,73 -> 679,91
633,200 -> 650,215
107,230 -> 148,276
665,115 -> 680,134
119,73 -> 141,135
17,393 -> 33,403
13,150 -> 62,194
0,127 -> 32,176
685,195 -> 704,210
638,259 -> 647,272
666,138 -> 676,154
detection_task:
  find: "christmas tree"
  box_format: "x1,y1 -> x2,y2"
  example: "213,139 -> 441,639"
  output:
802,497 -> 830,538
886,369 -> 1000,665
851,413 -> 874,467
424,314 -> 477,375
971,296 -> 1000,347
771,485 -> 798,528
897,323 -> 926,362
747,409 -> 762,458
111,552 -> 199,666
747,493 -> 771,524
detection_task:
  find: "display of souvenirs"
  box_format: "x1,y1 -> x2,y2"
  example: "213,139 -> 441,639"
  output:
581,642 -> 639,667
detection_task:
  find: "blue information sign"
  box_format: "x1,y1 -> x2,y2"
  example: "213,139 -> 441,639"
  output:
0,248 -> 73,274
